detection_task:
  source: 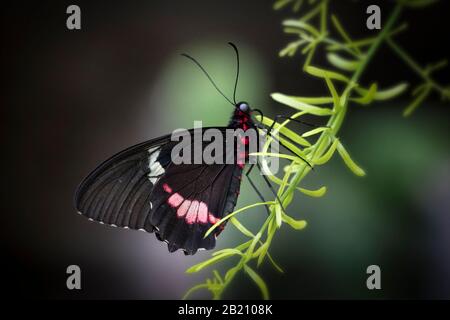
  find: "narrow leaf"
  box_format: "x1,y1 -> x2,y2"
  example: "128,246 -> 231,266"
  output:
287,96 -> 334,105
403,85 -> 431,117
282,214 -> 307,230
257,114 -> 312,146
327,53 -> 360,71
230,217 -> 254,238
283,19 -> 320,37
204,201 -> 274,238
323,73 -> 341,111
275,204 -> 282,228
186,252 -> 239,273
302,127 -> 328,137
351,83 -> 378,105
299,186 -> 327,197
244,265 -> 270,300
314,138 -> 339,165
182,284 -> 209,300
331,14 -> 361,55
272,93 -> 334,116
336,141 -> 366,176
305,65 -> 351,83
355,82 -> 408,101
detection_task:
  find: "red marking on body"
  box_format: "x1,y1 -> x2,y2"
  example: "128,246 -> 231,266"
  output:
162,183 -> 221,226
240,136 -> 249,145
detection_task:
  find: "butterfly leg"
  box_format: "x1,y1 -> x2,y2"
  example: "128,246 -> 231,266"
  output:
264,130 -> 313,169
244,164 -> 270,215
266,114 -> 320,134
255,161 -> 289,215
254,121 -> 313,169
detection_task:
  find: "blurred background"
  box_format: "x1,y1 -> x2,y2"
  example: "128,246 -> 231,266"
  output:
2,0 -> 449,299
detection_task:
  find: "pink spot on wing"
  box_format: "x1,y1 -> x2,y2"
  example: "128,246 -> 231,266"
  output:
163,183 -> 172,193
168,193 -> 183,207
185,201 -> 200,224
197,202 -> 208,224
177,200 -> 191,218
208,213 -> 220,224
162,183 -> 220,226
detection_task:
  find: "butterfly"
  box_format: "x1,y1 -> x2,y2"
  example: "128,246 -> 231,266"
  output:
74,43 -> 276,255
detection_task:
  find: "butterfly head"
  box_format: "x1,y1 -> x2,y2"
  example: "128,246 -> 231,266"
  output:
236,101 -> 250,113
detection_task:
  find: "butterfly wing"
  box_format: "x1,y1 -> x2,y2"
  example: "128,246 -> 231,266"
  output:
75,128 -> 243,255
147,162 -> 242,254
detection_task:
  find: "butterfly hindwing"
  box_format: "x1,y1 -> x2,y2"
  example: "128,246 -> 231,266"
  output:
148,163 -> 243,254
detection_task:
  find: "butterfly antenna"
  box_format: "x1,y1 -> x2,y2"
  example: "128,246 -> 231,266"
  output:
181,53 -> 235,106
228,42 -> 240,105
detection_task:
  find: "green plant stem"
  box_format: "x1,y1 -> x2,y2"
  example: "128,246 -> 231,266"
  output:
211,216 -> 273,299
281,3 -> 403,204
386,37 -> 448,95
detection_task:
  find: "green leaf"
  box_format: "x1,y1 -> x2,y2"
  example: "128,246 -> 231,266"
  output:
273,0 -> 292,10
327,53 -> 360,71
355,82 -> 408,101
230,217 -> 254,238
336,141 -> 366,176
213,270 -> 223,284
256,242 -> 270,267
299,186 -> 327,197
286,96 -> 334,105
282,214 -> 307,230
271,93 -> 334,116
275,204 -> 282,228
204,201 -> 274,238
256,114 -> 312,146
314,138 -> 339,165
182,284 -> 209,300
351,83 -> 378,105
186,251 -> 240,273
277,136 -> 309,158
234,240 -> 252,252
283,19 -> 320,37
267,252 -> 284,273
323,73 -> 341,111
251,152 -> 309,165
302,127 -> 329,137
331,14 -> 361,56
225,266 -> 240,282
244,265 -> 269,300
212,248 -> 243,257
244,230 -> 264,262
304,65 -> 351,83
399,0 -> 439,8
403,85 -> 431,116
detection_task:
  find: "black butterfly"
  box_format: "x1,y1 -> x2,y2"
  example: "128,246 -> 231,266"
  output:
75,43 -> 307,255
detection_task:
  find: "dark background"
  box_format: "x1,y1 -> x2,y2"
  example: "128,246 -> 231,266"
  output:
2,0 -> 449,299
